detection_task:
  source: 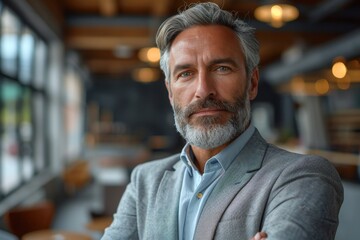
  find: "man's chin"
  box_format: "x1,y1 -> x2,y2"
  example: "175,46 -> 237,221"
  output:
184,125 -> 238,150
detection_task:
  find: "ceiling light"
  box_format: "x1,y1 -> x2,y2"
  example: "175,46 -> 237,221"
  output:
291,76 -> 305,93
132,68 -> 160,83
254,2 -> 299,28
332,61 -> 347,79
138,47 -> 160,63
315,79 -> 330,95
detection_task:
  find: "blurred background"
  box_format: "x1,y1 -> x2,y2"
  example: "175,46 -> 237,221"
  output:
0,0 -> 359,239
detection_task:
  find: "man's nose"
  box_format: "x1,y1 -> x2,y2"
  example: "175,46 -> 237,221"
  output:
195,71 -> 216,99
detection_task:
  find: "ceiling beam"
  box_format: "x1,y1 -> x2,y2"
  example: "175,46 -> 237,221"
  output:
66,15 -> 153,27
86,58 -> 143,75
65,26 -> 151,39
66,36 -> 151,50
151,0 -> 171,17
66,14 -> 358,34
98,0 -> 118,16
308,0 -> 353,22
262,29 -> 360,85
65,25 -> 152,50
249,19 -> 357,33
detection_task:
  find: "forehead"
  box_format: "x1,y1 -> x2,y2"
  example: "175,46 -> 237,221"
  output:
168,25 -> 245,68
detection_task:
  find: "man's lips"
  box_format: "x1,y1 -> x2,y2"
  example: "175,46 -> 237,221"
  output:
189,108 -> 227,117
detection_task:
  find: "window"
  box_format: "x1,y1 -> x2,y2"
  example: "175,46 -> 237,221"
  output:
1,7 -> 20,77
0,1 -> 49,199
34,39 -> 47,88
0,81 -> 22,194
19,27 -> 35,83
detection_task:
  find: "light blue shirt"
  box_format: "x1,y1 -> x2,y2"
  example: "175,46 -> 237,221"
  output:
178,125 -> 255,240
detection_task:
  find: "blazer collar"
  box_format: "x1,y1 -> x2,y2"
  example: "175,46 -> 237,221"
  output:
194,129 -> 268,239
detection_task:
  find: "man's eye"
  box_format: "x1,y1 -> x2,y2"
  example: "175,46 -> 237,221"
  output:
179,71 -> 192,78
216,66 -> 231,72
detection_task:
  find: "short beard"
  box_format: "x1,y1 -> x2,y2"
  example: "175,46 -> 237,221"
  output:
172,92 -> 251,150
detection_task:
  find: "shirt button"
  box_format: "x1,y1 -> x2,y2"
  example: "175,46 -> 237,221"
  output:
197,192 -> 203,199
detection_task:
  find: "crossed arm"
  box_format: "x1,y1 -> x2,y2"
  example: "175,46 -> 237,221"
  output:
249,156 -> 343,240
251,232 -> 267,240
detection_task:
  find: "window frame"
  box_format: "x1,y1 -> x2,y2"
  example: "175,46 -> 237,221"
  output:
0,0 -> 50,200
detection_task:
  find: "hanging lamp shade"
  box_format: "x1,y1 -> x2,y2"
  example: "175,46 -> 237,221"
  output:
254,2 -> 299,28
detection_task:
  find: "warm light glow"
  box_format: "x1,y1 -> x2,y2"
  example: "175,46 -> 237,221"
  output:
332,61 -> 347,78
291,76 -> 305,93
271,5 -> 283,21
254,4 -> 299,28
138,47 -> 160,63
315,79 -> 330,95
99,0 -> 118,16
336,76 -> 351,90
147,48 -> 160,62
132,68 -> 160,83
270,5 -> 284,27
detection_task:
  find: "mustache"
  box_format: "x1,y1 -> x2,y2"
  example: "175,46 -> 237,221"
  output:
183,97 -> 238,118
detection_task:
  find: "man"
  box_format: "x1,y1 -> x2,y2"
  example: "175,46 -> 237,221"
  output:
102,3 -> 343,240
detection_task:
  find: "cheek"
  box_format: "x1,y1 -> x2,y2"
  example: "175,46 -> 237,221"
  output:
217,84 -> 245,101
214,74 -> 247,96
172,93 -> 187,108
171,85 -> 194,105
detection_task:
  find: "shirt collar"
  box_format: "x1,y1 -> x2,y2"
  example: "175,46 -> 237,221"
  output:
180,144 -> 196,175
180,124 -> 255,174
215,124 -> 255,170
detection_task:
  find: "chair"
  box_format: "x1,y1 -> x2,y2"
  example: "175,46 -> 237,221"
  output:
62,160 -> 91,194
3,201 -> 55,238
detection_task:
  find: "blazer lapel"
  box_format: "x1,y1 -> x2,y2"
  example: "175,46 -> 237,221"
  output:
194,130 -> 268,239
151,159 -> 185,240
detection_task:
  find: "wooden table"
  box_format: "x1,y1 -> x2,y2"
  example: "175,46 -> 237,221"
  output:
22,230 -> 92,240
86,217 -> 113,232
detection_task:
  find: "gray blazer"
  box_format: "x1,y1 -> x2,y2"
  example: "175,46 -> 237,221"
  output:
102,130 -> 343,240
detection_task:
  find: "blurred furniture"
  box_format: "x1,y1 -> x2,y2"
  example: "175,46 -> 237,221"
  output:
0,229 -> 18,240
3,201 -> 55,238
96,167 -> 128,216
62,160 -> 91,194
326,110 -> 360,180
327,110 -> 360,153
307,149 -> 360,180
22,230 -> 92,240
86,216 -> 112,232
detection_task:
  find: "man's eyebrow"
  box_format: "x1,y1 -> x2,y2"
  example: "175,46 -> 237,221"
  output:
208,58 -> 238,66
172,64 -> 192,76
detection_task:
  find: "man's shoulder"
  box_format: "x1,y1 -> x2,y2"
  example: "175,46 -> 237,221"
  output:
266,144 -> 328,163
264,144 -> 340,177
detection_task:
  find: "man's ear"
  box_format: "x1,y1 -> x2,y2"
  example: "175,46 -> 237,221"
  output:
249,68 -> 259,100
165,80 -> 173,106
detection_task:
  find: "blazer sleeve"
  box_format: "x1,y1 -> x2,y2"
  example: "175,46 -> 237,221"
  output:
261,155 -> 343,240
101,166 -> 140,240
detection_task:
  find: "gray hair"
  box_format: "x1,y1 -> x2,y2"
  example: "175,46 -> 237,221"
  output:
156,2 -> 260,82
